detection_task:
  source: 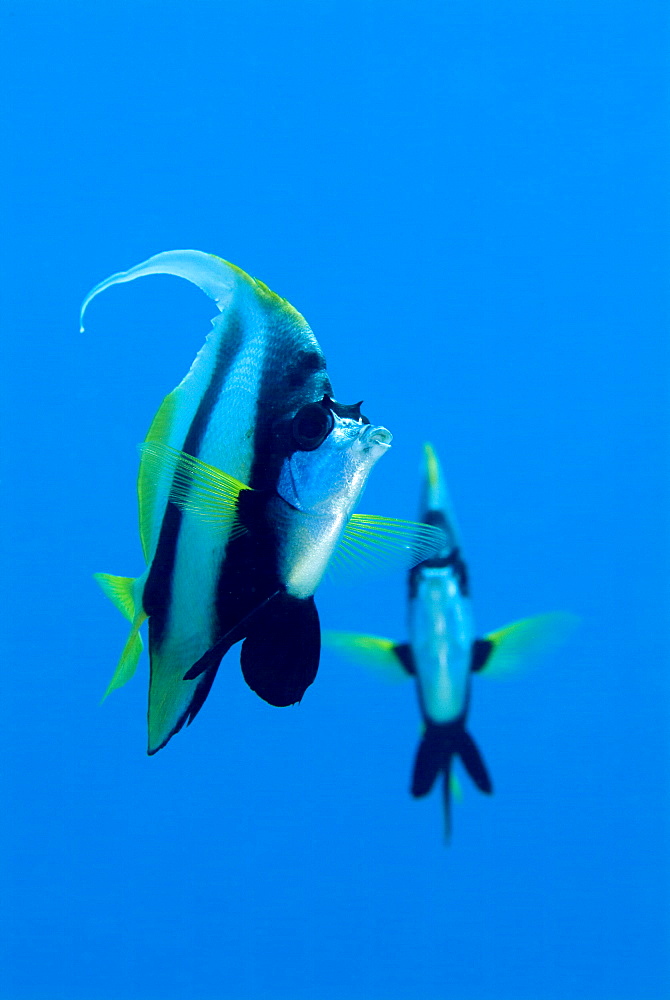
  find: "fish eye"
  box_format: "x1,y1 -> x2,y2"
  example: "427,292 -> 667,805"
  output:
292,402 -> 334,451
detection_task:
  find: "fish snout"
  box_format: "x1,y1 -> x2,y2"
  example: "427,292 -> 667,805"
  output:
361,424 -> 393,450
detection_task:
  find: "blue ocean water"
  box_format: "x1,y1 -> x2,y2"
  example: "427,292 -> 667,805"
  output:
1,2 -> 668,998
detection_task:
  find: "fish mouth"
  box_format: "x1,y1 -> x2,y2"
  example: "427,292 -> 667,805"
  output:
361,424 -> 393,448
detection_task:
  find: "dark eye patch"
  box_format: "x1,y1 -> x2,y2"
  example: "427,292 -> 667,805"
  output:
323,395 -> 370,425
292,402 -> 334,451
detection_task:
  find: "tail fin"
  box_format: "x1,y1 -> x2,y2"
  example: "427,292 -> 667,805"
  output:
94,573 -> 147,698
411,721 -> 492,838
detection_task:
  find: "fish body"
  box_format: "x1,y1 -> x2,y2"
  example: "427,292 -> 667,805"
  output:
84,252 -> 441,753
404,445 -> 491,830
324,443 -> 578,837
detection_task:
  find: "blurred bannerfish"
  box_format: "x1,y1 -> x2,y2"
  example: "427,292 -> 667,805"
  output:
81,251 -> 444,754
324,443 -> 578,837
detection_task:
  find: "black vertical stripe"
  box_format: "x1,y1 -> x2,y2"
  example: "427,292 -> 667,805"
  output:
211,306 -> 332,639
142,312 -> 245,644
249,309 -> 331,491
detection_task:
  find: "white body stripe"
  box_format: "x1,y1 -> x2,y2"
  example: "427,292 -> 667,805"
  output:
409,567 -> 475,723
142,318 -> 224,562
273,503 -> 349,600
164,299 -> 267,670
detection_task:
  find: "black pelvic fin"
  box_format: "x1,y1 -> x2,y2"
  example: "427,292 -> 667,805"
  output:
186,667 -> 220,727
183,590 -> 281,681
410,721 -> 493,836
471,637 -> 494,673
240,592 -> 320,707
184,644 -> 228,683
457,729 -> 493,794
411,727 -> 444,798
393,642 -> 416,675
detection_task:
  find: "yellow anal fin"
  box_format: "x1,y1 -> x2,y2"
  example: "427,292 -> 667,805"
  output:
94,573 -> 136,621
102,612 -> 148,700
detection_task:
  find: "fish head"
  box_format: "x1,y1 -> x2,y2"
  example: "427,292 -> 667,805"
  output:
277,396 -> 392,516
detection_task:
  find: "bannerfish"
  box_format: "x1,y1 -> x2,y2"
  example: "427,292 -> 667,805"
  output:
324,443 -> 578,837
81,251 -> 444,754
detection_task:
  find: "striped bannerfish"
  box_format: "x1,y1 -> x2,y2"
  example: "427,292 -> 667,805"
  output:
324,443 -> 578,838
82,251 -> 444,754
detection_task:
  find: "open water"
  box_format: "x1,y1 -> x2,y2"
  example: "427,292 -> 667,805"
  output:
0,3 -> 668,998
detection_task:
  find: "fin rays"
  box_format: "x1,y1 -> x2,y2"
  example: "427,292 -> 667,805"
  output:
481,612 -> 580,678
94,573 -> 147,697
321,631 -> 412,682
331,515 -> 446,580
138,442 -> 249,537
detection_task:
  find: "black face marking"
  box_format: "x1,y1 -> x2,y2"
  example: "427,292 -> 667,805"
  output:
248,329 -> 332,492
287,349 -> 327,388
143,312 -> 245,642
291,401 -> 334,451
408,508 -> 469,597
408,545 -> 469,598
439,548 -> 469,595
274,394 -> 371,458
323,395 -> 370,424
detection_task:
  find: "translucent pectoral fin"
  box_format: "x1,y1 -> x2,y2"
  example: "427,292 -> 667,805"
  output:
480,612 -> 580,679
138,442 -> 250,537
331,515 -> 445,580
322,631 -> 413,682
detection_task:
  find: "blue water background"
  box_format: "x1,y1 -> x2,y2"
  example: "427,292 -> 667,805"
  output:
1,3 -> 668,998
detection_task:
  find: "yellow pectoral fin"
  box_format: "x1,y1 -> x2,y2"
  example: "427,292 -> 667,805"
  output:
102,611 -> 148,701
322,631 -> 411,683
138,442 -> 249,536
482,612 -> 580,678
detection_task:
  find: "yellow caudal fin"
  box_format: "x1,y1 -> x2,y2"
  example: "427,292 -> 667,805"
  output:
479,612 -> 580,679
94,573 -> 148,698
93,573 -> 136,621
102,616 -> 147,699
